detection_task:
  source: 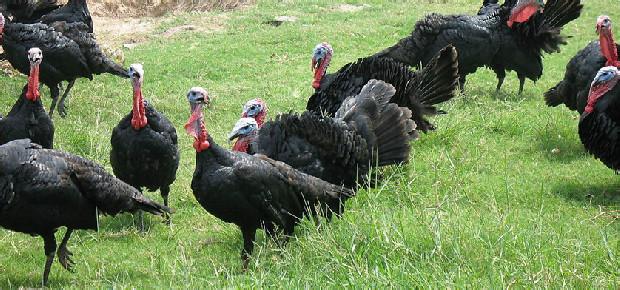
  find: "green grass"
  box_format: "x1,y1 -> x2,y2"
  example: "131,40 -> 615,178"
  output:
1,0 -> 619,287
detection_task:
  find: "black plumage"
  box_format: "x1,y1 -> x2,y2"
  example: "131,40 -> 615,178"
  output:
0,47 -> 54,148
372,0 -> 582,93
110,64 -> 179,209
185,87 -> 353,268
1,0 -> 92,32
578,67 -> 620,171
545,16 -> 619,113
308,45 -> 459,133
0,139 -> 172,285
0,12 -> 126,117
233,80 -> 415,189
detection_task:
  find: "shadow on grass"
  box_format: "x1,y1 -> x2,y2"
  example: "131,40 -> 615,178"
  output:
552,180 -> 620,206
98,212 -> 163,233
462,86 -> 532,102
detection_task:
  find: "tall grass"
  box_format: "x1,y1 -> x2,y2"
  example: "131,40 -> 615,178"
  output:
0,0 -> 618,287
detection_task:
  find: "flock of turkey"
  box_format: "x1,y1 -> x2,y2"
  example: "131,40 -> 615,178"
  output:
0,0 -> 618,285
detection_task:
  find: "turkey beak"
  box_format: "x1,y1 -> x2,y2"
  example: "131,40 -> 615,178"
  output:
228,128 -> 242,142
312,57 -> 321,72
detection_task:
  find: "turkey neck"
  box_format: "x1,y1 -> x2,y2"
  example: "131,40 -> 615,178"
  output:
584,78 -> 620,114
131,81 -> 147,130
232,135 -> 254,153
600,29 -> 619,66
25,62 -> 40,102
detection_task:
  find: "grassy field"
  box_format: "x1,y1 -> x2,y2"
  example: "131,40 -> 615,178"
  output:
1,0 -> 619,287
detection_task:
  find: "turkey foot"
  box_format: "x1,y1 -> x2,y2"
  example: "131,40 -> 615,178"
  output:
57,245 -> 74,272
57,228 -> 75,271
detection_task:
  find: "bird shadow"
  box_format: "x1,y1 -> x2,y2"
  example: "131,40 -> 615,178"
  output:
97,212 -> 162,233
462,86 -> 529,101
552,180 -> 620,207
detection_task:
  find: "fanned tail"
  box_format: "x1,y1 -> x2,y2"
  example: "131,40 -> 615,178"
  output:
406,45 -> 459,132
506,0 -> 583,54
337,79 -> 415,166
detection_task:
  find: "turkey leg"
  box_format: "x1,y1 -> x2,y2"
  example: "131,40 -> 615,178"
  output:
57,80 -> 76,118
41,232 -> 57,286
241,227 -> 256,270
161,185 -> 171,225
48,85 -> 61,118
518,74 -> 526,95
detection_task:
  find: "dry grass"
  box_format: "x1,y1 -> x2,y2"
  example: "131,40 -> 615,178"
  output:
88,0 -> 253,17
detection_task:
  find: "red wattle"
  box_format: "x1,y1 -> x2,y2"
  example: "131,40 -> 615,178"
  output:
600,32 -> 618,65
185,105 -> 211,152
131,86 -> 147,130
193,139 -> 210,152
26,65 -> 40,101
312,64 -> 326,89
585,82 -> 617,113
255,112 -> 266,128
232,138 -> 250,152
507,4 -> 539,27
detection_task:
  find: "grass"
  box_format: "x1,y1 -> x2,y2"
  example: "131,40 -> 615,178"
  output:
1,0 -> 619,287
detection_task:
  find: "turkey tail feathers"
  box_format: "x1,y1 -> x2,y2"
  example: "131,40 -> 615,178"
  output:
347,80 -> 415,166
411,45 -> 459,107
544,81 -> 565,107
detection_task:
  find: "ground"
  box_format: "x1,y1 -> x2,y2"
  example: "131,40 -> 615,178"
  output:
0,0 -> 619,287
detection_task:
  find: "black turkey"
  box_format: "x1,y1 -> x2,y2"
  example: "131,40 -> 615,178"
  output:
231,79 -> 415,188
545,15 -> 620,113
0,47 -> 54,148
110,64 -> 179,225
0,139 -> 171,285
578,66 -> 620,171
372,0 -> 583,94
185,87 -> 353,268
3,0 -> 92,32
308,43 -> 459,133
0,12 -> 126,117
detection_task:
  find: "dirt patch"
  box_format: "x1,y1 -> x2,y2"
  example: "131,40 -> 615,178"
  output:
88,0 -> 253,17
333,3 -> 370,12
93,12 -> 227,46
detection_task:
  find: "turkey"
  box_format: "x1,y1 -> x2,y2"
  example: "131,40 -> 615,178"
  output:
0,139 -> 172,286
2,0 -> 92,32
578,66 -> 620,171
0,47 -> 54,148
545,15 -> 620,113
230,79 -> 415,189
110,64 -> 179,225
185,87 -> 354,268
0,12 -> 127,117
308,43 -> 459,133
372,0 -> 583,94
